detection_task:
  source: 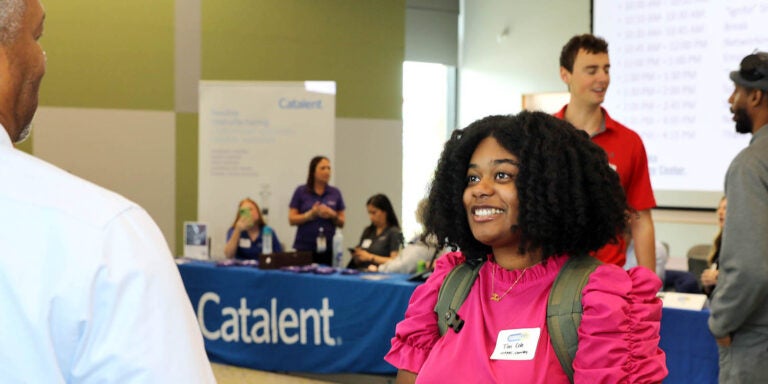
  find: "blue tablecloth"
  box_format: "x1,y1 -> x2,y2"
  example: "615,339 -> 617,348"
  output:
660,307 -> 718,384
178,260 -> 417,374
178,260 -> 719,379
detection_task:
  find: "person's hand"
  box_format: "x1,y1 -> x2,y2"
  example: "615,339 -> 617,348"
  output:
352,248 -> 370,263
351,248 -> 362,260
235,215 -> 254,231
701,269 -> 719,287
304,202 -> 321,221
367,264 -> 378,272
316,203 -> 337,219
715,334 -> 732,347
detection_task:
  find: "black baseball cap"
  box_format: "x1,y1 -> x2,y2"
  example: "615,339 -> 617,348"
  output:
730,52 -> 768,90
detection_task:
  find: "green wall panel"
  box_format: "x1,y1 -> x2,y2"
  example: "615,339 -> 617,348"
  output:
202,0 -> 404,119
175,112 -> 199,256
39,1 -> 174,110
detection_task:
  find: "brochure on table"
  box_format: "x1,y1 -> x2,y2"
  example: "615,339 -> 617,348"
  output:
657,291 -> 708,311
183,221 -> 210,260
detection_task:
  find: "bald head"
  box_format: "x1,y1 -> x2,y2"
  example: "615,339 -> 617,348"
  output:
0,0 -> 26,44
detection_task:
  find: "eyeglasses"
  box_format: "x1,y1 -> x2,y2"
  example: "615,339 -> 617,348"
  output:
739,53 -> 768,82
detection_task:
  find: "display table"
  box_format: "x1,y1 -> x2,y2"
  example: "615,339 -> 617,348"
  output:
659,307 -> 718,383
178,260 -> 719,380
178,260 -> 416,374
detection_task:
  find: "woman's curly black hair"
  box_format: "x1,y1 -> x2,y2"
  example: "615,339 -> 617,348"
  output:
424,111 -> 629,263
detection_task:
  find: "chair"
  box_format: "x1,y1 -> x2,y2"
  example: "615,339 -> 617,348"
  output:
687,244 -> 712,289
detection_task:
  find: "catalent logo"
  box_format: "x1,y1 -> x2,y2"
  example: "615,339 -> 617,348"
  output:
506,332 -> 527,343
196,292 -> 338,346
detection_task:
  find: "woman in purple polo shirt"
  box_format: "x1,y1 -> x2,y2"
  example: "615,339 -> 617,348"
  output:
288,156 -> 346,265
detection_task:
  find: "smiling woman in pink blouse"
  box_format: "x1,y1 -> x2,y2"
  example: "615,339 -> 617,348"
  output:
385,112 -> 667,383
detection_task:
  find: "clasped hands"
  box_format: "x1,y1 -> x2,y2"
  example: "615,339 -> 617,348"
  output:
307,202 -> 338,220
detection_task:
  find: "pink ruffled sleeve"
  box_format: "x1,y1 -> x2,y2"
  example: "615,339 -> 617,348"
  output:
384,252 -> 465,373
574,265 -> 668,384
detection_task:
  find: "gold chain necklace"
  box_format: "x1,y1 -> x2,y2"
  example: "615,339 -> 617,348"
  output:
490,262 -> 530,302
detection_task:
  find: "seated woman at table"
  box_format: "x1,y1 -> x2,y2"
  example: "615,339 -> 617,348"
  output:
661,196 -> 726,295
371,198 -> 444,274
224,198 -> 283,260
349,194 -> 404,269
701,196 -> 726,296
385,112 -> 666,383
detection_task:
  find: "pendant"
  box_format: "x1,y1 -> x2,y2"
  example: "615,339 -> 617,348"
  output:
490,293 -> 501,301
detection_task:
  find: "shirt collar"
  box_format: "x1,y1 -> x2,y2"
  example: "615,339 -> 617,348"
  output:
598,107 -> 617,133
309,185 -> 328,197
751,123 -> 768,144
556,104 -> 614,136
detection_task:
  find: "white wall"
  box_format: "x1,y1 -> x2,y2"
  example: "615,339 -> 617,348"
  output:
335,117 -> 403,265
458,0 -> 719,262
459,0 -> 590,126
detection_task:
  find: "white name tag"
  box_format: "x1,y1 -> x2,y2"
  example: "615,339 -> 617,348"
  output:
239,238 -> 251,248
361,239 -> 373,248
490,328 -> 540,360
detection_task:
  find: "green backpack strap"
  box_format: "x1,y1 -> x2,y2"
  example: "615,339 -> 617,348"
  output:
546,255 -> 601,383
434,255 -> 599,383
435,260 -> 485,336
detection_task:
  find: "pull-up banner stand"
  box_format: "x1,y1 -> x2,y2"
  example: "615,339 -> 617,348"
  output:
198,81 -> 336,257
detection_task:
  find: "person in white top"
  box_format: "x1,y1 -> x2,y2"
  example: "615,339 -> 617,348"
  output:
0,1 -> 215,382
373,198 -> 445,274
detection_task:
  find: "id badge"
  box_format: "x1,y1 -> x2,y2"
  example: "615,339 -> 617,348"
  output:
490,328 -> 540,360
316,235 -> 327,252
239,238 -> 251,248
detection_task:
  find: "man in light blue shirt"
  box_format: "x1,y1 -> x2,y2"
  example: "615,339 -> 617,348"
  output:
0,1 -> 215,381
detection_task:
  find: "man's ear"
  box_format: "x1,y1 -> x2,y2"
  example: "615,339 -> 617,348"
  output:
559,67 -> 572,92
749,89 -> 766,107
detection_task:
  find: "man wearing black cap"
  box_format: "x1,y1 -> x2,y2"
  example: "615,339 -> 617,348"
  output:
708,52 -> 768,384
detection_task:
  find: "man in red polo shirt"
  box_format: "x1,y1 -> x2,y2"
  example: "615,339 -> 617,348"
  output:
555,34 -> 656,271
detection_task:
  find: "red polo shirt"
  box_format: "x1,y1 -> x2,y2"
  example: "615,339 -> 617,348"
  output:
555,105 -> 656,266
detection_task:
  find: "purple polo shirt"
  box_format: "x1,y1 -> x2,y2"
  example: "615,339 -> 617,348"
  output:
289,184 -> 345,251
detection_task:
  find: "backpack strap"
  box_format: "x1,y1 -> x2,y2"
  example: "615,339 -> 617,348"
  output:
435,260 -> 485,335
546,255 -> 601,383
